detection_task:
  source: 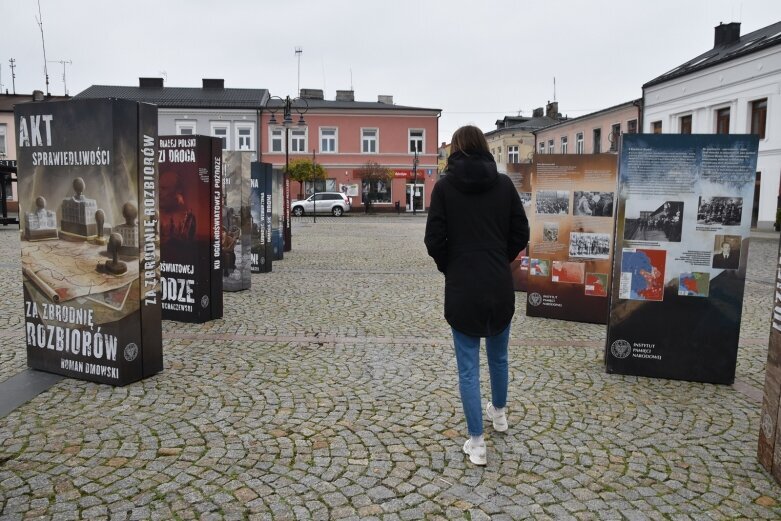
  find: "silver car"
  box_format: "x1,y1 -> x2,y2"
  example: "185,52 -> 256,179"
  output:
291,192 -> 351,217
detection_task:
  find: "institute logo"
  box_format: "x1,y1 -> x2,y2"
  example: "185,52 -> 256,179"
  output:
528,292 -> 542,307
201,295 -> 209,308
124,343 -> 139,362
610,339 -> 632,359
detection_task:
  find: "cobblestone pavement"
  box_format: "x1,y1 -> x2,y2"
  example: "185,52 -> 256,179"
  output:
1,216 -> 781,520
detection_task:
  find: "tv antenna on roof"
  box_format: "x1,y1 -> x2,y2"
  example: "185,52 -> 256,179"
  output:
9,58 -> 17,94
553,76 -> 557,102
48,59 -> 72,95
35,0 -> 50,96
295,47 -> 302,96
159,71 -> 168,82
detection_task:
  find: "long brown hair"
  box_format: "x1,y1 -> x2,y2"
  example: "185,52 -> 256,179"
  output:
450,125 -> 489,155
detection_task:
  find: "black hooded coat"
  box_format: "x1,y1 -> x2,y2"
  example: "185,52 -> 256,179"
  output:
425,151 -> 529,337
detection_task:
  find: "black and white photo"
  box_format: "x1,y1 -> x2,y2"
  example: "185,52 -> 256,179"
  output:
697,196 -> 743,226
573,191 -> 614,217
543,222 -> 559,242
535,190 -> 569,215
569,232 -> 611,259
623,200 -> 684,242
519,192 -> 532,208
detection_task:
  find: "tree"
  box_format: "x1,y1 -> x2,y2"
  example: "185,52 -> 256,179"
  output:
285,158 -> 327,198
354,161 -> 393,184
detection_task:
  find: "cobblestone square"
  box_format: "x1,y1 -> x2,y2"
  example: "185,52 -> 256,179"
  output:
1,215 -> 781,520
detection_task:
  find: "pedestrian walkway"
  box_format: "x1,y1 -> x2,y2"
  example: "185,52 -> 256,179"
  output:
1,216 -> 780,520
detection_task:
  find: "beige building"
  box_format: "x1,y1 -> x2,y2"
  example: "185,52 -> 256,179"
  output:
534,100 -> 641,155
485,102 -> 565,172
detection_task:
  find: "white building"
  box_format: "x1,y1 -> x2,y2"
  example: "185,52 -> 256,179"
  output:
643,21 -> 781,230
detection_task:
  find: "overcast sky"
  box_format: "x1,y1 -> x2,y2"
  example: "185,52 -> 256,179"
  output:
3,0 -> 780,142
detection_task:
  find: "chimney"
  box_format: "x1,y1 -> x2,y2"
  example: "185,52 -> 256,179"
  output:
714,22 -> 741,47
546,101 -> 560,118
300,88 -> 324,100
202,78 -> 224,89
378,95 -> 393,104
32,90 -> 45,101
139,77 -> 164,88
532,107 -> 544,118
335,90 -> 355,102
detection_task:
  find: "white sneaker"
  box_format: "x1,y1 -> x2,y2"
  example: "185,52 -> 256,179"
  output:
486,402 -> 508,432
462,438 -> 486,466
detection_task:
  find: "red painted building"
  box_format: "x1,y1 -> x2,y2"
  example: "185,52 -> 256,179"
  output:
260,89 -> 441,212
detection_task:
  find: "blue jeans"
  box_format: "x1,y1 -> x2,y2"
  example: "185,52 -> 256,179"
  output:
451,324 -> 510,436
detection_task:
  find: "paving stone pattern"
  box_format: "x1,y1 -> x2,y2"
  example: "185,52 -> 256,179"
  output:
1,216 -> 781,520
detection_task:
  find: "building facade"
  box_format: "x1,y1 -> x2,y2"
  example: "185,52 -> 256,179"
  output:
643,21 -> 781,230
485,102 -> 565,172
534,100 -> 641,156
77,78 -> 268,161
260,89 -> 441,212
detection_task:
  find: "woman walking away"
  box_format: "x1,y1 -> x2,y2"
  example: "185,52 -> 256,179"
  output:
425,125 -> 529,466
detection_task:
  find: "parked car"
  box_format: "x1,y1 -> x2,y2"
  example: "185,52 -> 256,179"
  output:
291,192 -> 351,217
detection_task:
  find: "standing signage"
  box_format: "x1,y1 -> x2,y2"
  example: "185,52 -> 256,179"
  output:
158,135 -> 223,322
525,155 -> 618,323
250,162 -> 273,273
284,167 -> 291,252
222,152 -> 252,291
15,98 -> 162,385
507,163 -> 533,292
606,134 -> 758,384
759,238 -> 781,484
271,168 -> 284,260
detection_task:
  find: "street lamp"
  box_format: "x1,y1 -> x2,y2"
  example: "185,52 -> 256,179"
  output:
265,95 -> 308,252
412,147 -> 419,215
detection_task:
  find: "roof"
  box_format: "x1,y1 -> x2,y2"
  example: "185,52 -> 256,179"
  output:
484,116 -> 564,137
75,85 -> 269,109
532,99 -> 640,134
0,93 -> 71,112
264,98 -> 441,113
644,21 -> 781,88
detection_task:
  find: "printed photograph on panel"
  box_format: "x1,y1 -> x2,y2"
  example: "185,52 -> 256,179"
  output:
712,234 -> 741,270
678,272 -> 710,297
551,261 -> 585,284
519,192 -> 532,209
697,196 -> 743,226
520,256 -> 530,270
543,222 -> 559,242
530,258 -> 551,277
569,232 -> 610,259
573,191 -> 614,217
624,200 -> 684,242
535,190 -> 569,215
618,248 -> 666,301
585,273 -> 609,297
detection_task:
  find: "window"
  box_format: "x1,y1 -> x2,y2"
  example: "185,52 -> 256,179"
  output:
270,127 -> 284,153
497,146 -> 502,163
679,115 -> 692,134
652,121 -> 662,134
320,127 -> 337,153
176,121 -> 196,135
235,124 -> 255,151
751,98 -> 767,139
576,133 -> 584,154
560,137 -> 568,154
548,140 -> 554,154
362,128 -> 378,153
211,123 -> 229,150
508,145 -> 519,163
362,178 -> 391,204
627,120 -> 638,134
539,142 -> 545,154
409,129 -> 424,153
716,108 -> 730,134
610,123 -> 621,152
289,128 -> 307,153
0,124 -> 6,158
593,128 -> 601,153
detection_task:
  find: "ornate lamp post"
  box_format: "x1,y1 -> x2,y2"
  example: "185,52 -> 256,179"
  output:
265,95 -> 308,252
